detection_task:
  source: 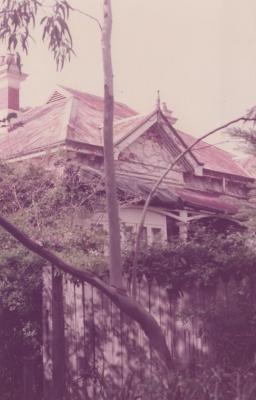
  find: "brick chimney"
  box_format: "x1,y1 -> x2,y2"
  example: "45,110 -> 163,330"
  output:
0,54 -> 27,122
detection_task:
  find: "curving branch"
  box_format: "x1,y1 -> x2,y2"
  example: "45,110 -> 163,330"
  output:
0,214 -> 173,371
72,7 -> 102,32
131,116 -> 256,296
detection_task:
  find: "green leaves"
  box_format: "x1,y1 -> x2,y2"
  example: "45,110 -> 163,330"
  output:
0,159 -> 106,398
0,0 -> 40,55
0,0 -> 74,70
123,227 -> 256,289
0,160 -> 106,269
41,0 -> 74,70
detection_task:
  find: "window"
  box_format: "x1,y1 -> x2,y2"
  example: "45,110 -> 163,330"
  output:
121,224 -> 135,249
124,225 -> 134,241
141,226 -> 148,246
151,227 -> 162,243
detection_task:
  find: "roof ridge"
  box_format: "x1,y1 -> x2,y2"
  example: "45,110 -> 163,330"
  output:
113,111 -> 155,125
58,84 -> 138,114
114,110 -> 157,146
58,84 -> 102,100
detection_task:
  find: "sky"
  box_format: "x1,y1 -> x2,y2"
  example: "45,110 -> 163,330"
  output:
2,0 -> 256,149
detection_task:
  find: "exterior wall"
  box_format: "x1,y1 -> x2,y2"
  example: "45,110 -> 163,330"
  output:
116,159 -> 184,185
117,127 -> 186,185
184,172 -> 249,199
89,206 -> 168,245
120,207 -> 168,244
119,129 -> 183,171
87,205 -> 240,247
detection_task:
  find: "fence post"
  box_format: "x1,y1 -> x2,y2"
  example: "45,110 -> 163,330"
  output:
23,358 -> 35,400
51,268 -> 66,400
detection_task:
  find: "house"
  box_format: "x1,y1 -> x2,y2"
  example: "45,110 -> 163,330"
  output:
0,54 -> 253,244
1,54 -> 255,397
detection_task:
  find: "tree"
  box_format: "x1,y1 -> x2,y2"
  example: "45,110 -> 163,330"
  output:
0,0 -> 174,374
0,0 -> 121,288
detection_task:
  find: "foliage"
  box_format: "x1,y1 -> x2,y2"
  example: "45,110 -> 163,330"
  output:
0,0 -> 73,69
0,240 -> 43,400
123,225 -> 256,370
0,160 -> 107,399
123,225 -> 256,291
0,160 -> 108,267
1,160 -> 256,398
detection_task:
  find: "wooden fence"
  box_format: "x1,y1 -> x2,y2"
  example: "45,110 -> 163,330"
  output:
42,265 -> 251,399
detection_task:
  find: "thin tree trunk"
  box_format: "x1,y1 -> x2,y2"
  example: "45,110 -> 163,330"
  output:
102,0 -> 122,288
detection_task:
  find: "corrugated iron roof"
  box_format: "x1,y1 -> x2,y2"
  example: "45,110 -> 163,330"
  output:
113,111 -> 250,178
113,113 -> 155,143
59,86 -> 137,119
178,130 -> 249,178
117,175 -> 238,214
175,188 -> 238,214
0,88 -> 136,158
0,98 -> 70,159
0,86 -> 251,181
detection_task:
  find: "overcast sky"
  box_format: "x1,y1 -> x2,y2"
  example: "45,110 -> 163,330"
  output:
3,0 -> 256,147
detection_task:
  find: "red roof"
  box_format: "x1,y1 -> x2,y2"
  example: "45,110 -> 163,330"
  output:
0,99 -> 69,158
178,130 -> 249,178
114,110 -> 251,178
113,113 -> 155,143
0,87 -> 137,159
58,86 -> 137,119
117,175 -> 239,214
0,86 -> 251,181
175,188 -> 238,214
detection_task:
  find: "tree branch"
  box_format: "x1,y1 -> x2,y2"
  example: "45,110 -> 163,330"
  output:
72,7 -> 102,32
0,214 -> 173,371
132,115 -> 256,296
40,2 -> 103,31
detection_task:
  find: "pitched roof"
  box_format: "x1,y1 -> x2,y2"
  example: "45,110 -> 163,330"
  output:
113,111 -> 251,178
117,175 -> 238,214
178,130 -> 249,178
113,112 -> 156,143
0,98 -> 70,159
0,86 -> 251,180
57,86 -> 137,119
237,156 -> 256,178
175,187 -> 238,214
0,86 -> 137,159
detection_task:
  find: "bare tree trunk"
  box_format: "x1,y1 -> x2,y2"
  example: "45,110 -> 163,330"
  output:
102,0 -> 122,288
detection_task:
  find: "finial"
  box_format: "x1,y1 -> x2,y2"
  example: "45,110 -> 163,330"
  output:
156,90 -> 160,110
161,101 -> 178,125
